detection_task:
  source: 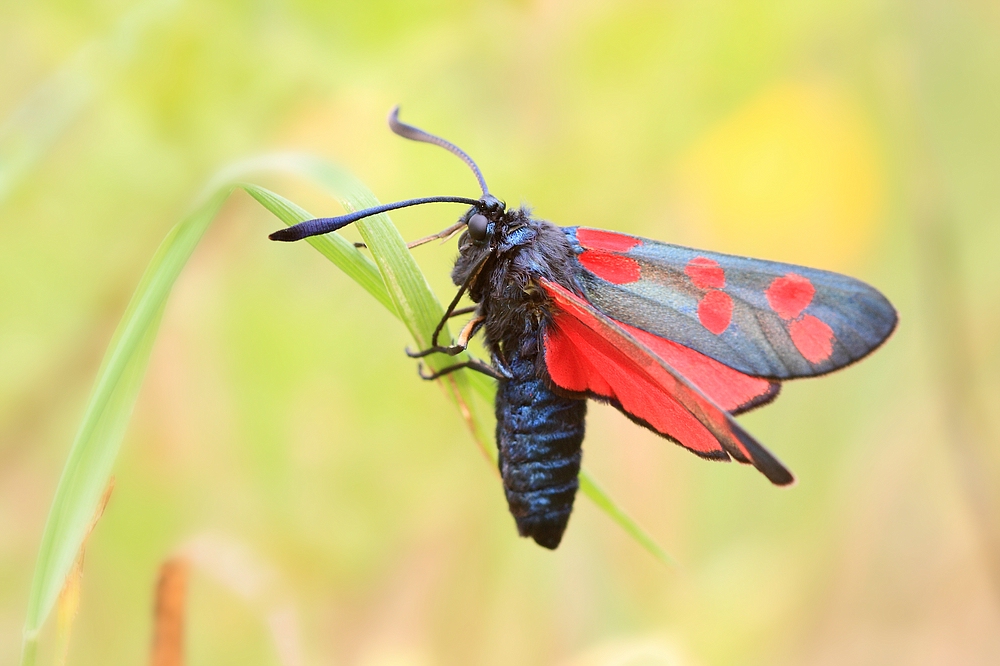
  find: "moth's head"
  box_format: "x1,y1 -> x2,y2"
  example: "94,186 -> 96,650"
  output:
460,194 -> 506,248
452,198 -> 502,289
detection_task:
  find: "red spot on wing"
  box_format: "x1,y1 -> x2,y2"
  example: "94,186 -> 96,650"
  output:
576,228 -> 642,252
766,273 -> 815,320
611,319 -> 775,413
685,257 -> 725,289
578,250 -> 641,284
789,314 -> 835,364
697,290 -> 733,335
764,274 -> 837,364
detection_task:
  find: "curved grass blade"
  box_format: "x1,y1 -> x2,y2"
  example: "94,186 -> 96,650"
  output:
20,155 -> 391,663
21,187 -> 231,665
23,154 -> 671,663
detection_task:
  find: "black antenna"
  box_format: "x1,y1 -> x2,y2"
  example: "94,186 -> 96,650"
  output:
269,107 -> 494,243
388,106 -> 490,196
269,195 -> 480,242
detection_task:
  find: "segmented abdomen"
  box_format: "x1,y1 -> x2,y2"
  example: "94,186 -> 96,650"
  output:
495,352 -> 586,549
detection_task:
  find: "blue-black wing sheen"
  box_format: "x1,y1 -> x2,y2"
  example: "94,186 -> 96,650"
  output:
564,227 -> 897,380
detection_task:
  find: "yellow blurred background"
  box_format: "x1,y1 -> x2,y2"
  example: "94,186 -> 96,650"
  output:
3,0 -> 1000,664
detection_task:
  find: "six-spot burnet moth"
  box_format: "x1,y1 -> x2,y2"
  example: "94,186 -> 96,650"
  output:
270,108 -> 898,550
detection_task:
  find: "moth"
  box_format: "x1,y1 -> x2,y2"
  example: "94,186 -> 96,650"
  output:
271,108 -> 898,549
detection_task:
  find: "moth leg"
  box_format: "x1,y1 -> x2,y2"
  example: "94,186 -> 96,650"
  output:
406,254 -> 490,356
407,315 -> 484,358
417,357 -> 504,381
447,305 -> 478,318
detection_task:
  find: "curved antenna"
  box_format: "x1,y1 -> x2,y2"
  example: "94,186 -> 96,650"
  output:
269,195 -> 481,242
388,106 -> 490,197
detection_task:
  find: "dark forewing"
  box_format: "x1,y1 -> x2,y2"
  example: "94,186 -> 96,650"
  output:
539,279 -> 793,486
565,227 -> 898,379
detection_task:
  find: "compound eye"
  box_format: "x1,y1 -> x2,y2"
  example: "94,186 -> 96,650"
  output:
467,213 -> 489,243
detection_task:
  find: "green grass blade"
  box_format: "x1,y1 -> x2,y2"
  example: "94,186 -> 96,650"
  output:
578,471 -> 675,566
22,158 -> 440,665
21,187 -> 232,664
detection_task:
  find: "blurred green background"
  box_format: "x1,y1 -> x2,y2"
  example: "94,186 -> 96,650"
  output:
3,0 -> 1000,664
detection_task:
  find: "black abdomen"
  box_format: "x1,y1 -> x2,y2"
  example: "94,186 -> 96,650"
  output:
495,352 -> 586,549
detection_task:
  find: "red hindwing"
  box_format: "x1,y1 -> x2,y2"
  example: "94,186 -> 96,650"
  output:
609,318 -> 779,415
539,279 -> 793,485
